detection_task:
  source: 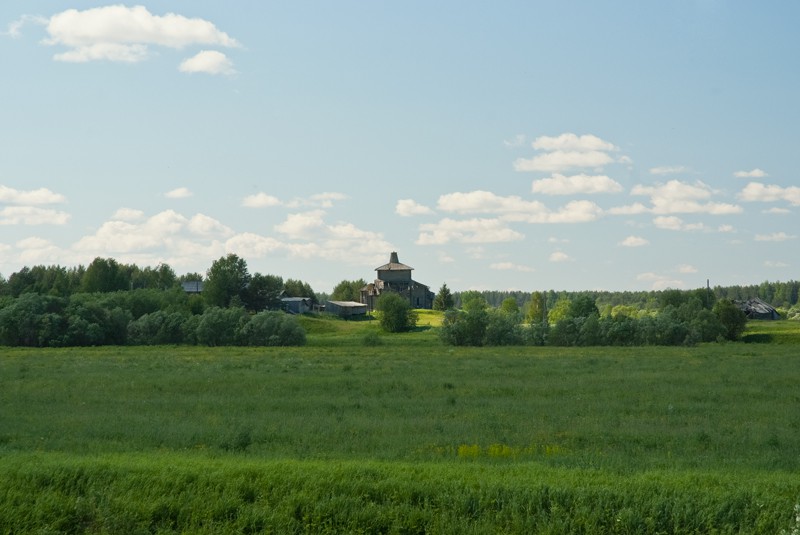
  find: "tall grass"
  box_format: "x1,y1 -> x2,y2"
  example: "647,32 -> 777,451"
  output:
2,453 -> 797,534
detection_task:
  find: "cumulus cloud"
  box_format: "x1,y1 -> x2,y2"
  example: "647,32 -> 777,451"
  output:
636,272 -> 685,290
677,264 -> 698,273
19,5 -> 240,71
490,262 -> 534,272
548,251 -> 571,263
503,134 -> 526,148
285,192 -> 348,209
531,133 -> 617,153
416,218 -> 524,245
16,237 -> 65,265
438,190 -> 546,214
619,236 -> 649,247
274,210 -> 327,240
531,173 -> 623,195
242,193 -> 281,208
514,133 -> 621,173
738,182 -> 800,205
435,190 -> 602,224
734,168 -> 768,178
0,185 -> 66,204
395,199 -> 434,216
653,216 -> 705,232
111,208 -> 145,221
514,150 -> 614,173
755,232 -> 796,242
165,187 -> 192,199
631,180 -> 742,215
73,209 -> 231,254
179,50 -> 236,75
0,206 -> 71,225
650,166 -> 689,176
505,200 -> 603,224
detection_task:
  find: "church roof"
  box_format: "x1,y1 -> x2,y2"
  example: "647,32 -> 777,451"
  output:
375,251 -> 413,272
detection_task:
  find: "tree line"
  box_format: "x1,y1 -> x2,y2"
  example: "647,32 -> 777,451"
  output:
437,289 -> 748,347
0,255 -> 313,348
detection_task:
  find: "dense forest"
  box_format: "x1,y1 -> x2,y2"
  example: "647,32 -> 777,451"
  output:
0,256 -> 797,348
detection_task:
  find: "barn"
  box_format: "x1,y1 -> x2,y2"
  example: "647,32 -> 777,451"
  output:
736,297 -> 780,320
326,300 -> 368,318
281,297 -> 312,314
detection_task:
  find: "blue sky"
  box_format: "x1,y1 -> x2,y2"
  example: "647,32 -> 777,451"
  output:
1,2 -> 798,293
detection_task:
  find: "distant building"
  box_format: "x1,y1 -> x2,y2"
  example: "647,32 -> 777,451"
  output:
326,300 -> 368,318
181,281 -> 204,294
281,297 -> 312,314
736,297 -> 780,320
360,252 -> 435,311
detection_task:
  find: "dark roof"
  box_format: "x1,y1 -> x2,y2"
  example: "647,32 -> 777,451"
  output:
375,251 -> 413,272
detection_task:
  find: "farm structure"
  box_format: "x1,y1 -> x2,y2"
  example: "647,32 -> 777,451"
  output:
326,300 -> 368,318
736,297 -> 780,320
281,297 -> 312,315
360,252 -> 435,311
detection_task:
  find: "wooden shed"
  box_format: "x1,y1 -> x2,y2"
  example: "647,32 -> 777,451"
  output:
281,297 -> 312,314
326,300 -> 368,318
736,297 -> 780,320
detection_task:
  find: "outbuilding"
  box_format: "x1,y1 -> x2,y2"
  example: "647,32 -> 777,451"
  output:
326,300 -> 368,318
736,297 -> 780,320
281,297 -> 312,314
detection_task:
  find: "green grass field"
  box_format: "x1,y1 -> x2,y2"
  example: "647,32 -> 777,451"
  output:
1,318 -> 799,533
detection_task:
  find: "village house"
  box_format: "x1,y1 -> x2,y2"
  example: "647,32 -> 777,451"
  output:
360,252 -> 435,311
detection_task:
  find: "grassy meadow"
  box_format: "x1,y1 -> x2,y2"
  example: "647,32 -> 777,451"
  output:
1,316 -> 799,533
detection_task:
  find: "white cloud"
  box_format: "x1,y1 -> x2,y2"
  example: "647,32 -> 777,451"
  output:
531,173 -> 623,195
16,237 -> 64,265
755,232 -> 796,242
764,260 -> 789,268
677,264 -> 697,273
738,182 -> 800,206
489,262 -> 534,272
505,200 -> 603,224
631,180 -> 742,215
717,224 -> 735,233
514,133 -> 620,173
179,50 -> 236,76
619,236 -> 649,247
636,272 -> 685,290
548,251 -> 571,263
531,133 -> 617,153
416,218 -> 524,245
514,150 -> 614,173
73,209 -> 230,254
436,190 -> 602,224
765,207 -> 791,215
224,233 -> 284,257
274,210 -> 326,239
242,193 -> 282,208
734,168 -> 768,178
653,216 -> 705,232
311,192 -> 348,206
650,166 -> 689,176
503,134 -> 526,148
607,203 -> 650,215
112,208 -> 145,221
285,192 -> 348,209
437,190 -> 546,214
165,187 -> 192,199
395,199 -> 434,216
43,5 -> 239,63
0,206 -> 71,225
0,185 -> 66,204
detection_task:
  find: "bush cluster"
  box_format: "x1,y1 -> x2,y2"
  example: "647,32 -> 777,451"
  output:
0,290 -> 305,347
440,296 -> 746,347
